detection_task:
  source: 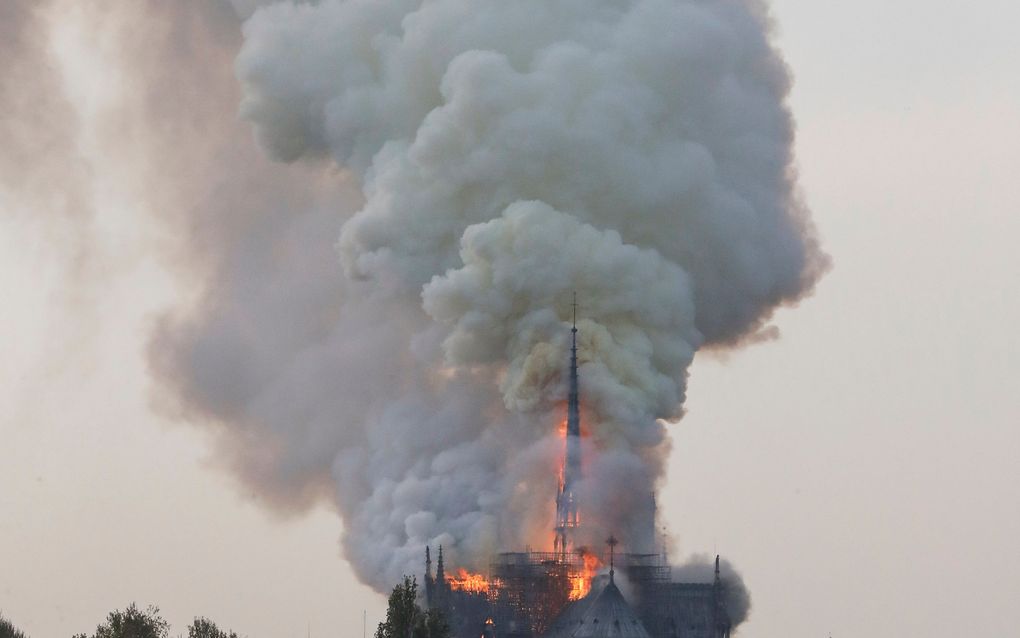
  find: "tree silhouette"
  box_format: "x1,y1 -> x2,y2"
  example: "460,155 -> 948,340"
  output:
187,617 -> 239,638
0,612 -> 28,638
72,603 -> 169,638
374,577 -> 451,638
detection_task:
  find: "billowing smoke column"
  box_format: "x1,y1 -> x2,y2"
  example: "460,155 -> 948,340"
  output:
153,0 -> 826,593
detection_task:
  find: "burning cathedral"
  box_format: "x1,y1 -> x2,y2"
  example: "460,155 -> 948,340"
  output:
423,309 -> 735,638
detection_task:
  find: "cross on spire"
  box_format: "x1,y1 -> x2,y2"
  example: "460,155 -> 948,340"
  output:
607,535 -> 619,583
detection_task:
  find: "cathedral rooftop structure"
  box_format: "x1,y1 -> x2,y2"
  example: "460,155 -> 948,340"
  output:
554,537 -> 652,638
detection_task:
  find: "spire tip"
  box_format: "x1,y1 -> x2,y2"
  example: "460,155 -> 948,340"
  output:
572,291 -> 577,330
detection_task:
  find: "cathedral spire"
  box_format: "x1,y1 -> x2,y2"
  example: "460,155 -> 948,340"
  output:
555,293 -> 582,556
568,292 -> 580,442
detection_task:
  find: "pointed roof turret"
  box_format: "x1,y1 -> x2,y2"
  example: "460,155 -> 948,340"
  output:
436,545 -> 446,583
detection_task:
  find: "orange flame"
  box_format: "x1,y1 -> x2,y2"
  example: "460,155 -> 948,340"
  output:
448,568 -> 491,595
568,553 -> 602,601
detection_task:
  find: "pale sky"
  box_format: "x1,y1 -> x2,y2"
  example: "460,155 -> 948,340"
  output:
2,1 -> 1019,637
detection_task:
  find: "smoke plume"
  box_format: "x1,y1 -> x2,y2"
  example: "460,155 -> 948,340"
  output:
142,0 -> 826,594
671,556 -> 753,627
0,1 -> 96,275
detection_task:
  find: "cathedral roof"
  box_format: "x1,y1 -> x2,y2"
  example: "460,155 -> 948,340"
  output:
547,577 -> 651,638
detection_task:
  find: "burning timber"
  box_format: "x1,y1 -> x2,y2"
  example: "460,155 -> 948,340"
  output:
425,546 -> 732,638
423,309 -> 735,638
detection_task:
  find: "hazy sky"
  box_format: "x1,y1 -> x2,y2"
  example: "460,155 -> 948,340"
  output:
2,1 -> 1018,637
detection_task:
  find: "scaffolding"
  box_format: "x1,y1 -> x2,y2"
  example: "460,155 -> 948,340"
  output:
426,548 -> 730,638
488,552 -> 585,637
483,550 -> 676,637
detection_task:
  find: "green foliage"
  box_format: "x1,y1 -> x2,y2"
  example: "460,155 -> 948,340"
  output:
0,612 -> 28,638
374,577 -> 451,638
375,576 -> 418,638
74,603 -> 169,638
416,608 -> 450,638
187,617 -> 238,638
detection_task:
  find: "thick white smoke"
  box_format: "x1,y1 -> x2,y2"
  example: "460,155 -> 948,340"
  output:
147,0 -> 826,594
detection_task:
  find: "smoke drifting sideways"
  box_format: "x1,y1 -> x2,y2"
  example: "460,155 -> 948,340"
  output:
0,1 -> 94,268
141,0 -> 827,598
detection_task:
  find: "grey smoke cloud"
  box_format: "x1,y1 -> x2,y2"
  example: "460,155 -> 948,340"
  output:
670,556 -> 753,627
214,0 -> 826,591
9,0 -> 824,602
0,1 -> 95,267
